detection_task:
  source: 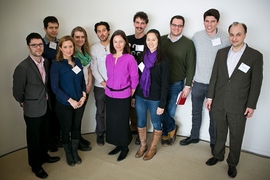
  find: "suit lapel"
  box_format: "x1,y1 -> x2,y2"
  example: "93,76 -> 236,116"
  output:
27,56 -> 43,83
230,45 -> 251,78
221,47 -> 230,78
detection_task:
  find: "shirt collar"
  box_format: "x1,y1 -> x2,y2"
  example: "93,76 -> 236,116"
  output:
167,33 -> 183,43
230,43 -> 247,53
43,35 -> 58,45
30,55 -> 45,65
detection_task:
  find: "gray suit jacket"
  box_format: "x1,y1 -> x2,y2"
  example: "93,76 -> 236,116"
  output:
208,45 -> 263,114
13,56 -> 51,117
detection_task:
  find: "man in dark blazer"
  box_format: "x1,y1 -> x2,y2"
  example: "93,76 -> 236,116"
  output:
204,22 -> 263,178
13,32 -> 60,179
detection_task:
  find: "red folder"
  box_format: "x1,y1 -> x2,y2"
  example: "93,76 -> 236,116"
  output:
176,91 -> 186,105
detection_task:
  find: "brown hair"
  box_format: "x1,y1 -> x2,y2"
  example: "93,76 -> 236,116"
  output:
56,35 -> 76,61
110,30 -> 130,54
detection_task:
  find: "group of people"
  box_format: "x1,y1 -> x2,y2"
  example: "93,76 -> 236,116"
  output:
12,8 -> 263,179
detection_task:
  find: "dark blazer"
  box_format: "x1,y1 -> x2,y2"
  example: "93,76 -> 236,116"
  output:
13,56 -> 51,117
208,45 -> 263,114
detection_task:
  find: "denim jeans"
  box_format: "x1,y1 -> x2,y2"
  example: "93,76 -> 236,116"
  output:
161,81 -> 184,135
191,81 -> 215,144
135,95 -> 162,130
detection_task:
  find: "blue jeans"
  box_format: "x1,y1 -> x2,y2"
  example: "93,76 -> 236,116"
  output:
135,95 -> 162,130
191,81 -> 215,144
162,81 -> 184,135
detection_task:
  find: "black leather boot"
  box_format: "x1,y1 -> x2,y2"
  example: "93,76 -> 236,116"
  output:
71,139 -> 82,164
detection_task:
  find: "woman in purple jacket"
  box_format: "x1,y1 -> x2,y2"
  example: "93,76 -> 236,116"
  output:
105,30 -> 139,162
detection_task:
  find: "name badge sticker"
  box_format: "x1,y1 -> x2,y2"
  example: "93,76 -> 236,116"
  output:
135,45 -> 144,52
49,41 -> 57,49
72,65 -> 81,74
212,38 -> 221,46
138,62 -> 145,72
238,62 -> 250,73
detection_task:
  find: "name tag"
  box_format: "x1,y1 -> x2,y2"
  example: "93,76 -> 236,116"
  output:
212,38 -> 221,46
135,45 -> 144,52
138,62 -> 145,72
238,62 -> 250,73
49,41 -> 57,49
72,65 -> 81,74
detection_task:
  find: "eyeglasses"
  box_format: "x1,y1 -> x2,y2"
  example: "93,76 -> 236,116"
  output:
171,24 -> 184,28
29,43 -> 44,48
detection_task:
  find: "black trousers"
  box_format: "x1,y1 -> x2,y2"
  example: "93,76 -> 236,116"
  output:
24,104 -> 50,170
55,100 -> 85,144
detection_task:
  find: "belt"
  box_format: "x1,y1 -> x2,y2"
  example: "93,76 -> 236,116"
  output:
107,85 -> 130,92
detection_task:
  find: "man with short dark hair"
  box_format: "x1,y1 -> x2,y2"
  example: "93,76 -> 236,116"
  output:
179,9 -> 230,154
42,16 -> 63,152
13,32 -> 60,179
205,22 -> 263,178
161,15 -> 196,146
90,21 -> 111,146
127,11 -> 149,145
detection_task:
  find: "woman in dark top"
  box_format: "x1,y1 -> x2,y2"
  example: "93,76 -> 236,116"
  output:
135,29 -> 169,160
50,35 -> 86,166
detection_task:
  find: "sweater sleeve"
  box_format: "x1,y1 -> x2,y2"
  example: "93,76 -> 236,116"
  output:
185,40 -> 196,86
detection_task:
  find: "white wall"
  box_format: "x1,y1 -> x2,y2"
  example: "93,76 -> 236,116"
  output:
1,0 -> 269,157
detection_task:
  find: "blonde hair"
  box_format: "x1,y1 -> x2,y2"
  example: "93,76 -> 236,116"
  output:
56,35 -> 76,61
71,26 -> 90,54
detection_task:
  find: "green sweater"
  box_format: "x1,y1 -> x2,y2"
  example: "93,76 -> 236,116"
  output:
161,35 -> 196,86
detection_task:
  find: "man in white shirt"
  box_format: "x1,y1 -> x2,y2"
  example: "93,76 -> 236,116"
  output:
90,21 -> 111,146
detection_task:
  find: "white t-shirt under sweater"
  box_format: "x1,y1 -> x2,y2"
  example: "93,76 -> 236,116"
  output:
192,28 -> 230,84
90,42 -> 110,87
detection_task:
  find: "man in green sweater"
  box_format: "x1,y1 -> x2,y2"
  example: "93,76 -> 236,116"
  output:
161,15 -> 196,146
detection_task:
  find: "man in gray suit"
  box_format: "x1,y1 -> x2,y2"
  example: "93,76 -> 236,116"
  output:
13,33 -> 60,179
205,22 -> 263,178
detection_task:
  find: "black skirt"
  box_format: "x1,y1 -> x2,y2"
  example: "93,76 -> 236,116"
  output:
105,95 -> 132,146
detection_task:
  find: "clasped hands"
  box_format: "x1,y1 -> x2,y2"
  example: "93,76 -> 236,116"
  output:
68,96 -> 86,109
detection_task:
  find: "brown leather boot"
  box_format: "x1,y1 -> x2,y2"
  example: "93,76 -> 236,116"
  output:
143,129 -> 162,161
135,127 -> 148,158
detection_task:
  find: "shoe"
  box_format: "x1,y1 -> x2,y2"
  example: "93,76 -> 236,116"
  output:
53,136 -> 62,148
117,148 -> 129,161
168,124 -> 179,145
48,141 -> 58,152
206,157 -> 223,166
161,135 -> 170,147
96,135 -> 104,146
32,167 -> 48,179
108,146 -> 121,155
179,137 -> 199,146
78,141 -> 92,151
228,166 -> 237,178
80,135 -> 90,145
135,135 -> 140,145
44,156 -> 60,163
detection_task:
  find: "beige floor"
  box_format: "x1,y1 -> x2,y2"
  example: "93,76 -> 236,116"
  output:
0,133 -> 269,180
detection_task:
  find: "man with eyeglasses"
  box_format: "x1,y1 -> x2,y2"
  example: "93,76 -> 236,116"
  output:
160,15 -> 196,146
13,33 -> 60,179
180,9 -> 230,154
127,11 -> 149,145
42,16 -> 63,152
